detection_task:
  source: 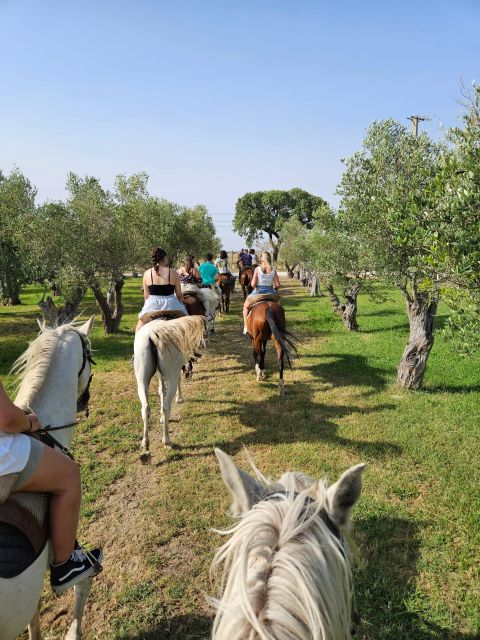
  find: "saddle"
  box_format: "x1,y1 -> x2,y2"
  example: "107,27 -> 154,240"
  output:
219,275 -> 236,286
248,293 -> 281,304
0,472 -> 49,578
140,310 -> 186,324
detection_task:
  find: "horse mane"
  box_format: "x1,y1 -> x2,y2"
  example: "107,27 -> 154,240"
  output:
11,321 -> 89,409
148,315 -> 205,360
211,475 -> 354,640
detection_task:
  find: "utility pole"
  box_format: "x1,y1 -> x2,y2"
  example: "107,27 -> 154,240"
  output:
408,115 -> 431,137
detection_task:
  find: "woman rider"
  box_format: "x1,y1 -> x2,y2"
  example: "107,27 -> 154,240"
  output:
135,247 -> 187,332
177,254 -> 215,320
242,252 -> 280,334
0,381 -> 102,594
215,250 -> 232,276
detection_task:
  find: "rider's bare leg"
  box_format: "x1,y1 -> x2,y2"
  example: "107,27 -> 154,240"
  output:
16,445 -> 81,564
243,300 -> 251,330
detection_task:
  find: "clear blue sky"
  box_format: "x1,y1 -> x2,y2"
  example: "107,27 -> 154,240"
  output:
1,0 -> 478,249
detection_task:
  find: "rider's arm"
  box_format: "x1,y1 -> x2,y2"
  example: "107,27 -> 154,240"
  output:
0,381 -> 41,434
193,267 -> 201,282
250,269 -> 258,288
143,270 -> 150,300
173,271 -> 184,302
273,272 -> 280,290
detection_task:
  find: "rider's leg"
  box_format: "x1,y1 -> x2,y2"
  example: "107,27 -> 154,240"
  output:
243,300 -> 251,333
16,444 -> 81,564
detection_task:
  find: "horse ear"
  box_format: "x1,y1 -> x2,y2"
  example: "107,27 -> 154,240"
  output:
326,463 -> 366,527
78,316 -> 95,336
215,448 -> 264,516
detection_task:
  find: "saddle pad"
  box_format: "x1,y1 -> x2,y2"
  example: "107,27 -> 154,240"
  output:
0,522 -> 38,578
0,491 -> 49,577
247,294 -> 281,304
140,310 -> 185,323
0,473 -> 19,504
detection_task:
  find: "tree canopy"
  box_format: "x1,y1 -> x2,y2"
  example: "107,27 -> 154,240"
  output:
234,188 -> 327,261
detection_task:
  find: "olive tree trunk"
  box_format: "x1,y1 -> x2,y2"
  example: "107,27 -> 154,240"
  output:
325,282 -> 361,331
0,242 -> 21,305
285,262 -> 297,278
397,291 -> 438,390
90,273 -> 125,334
310,273 -> 319,296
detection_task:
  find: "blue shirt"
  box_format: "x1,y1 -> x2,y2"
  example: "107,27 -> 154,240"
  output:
239,252 -> 252,266
199,261 -> 219,285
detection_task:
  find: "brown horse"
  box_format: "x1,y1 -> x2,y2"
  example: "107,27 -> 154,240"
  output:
246,301 -> 298,395
218,274 -> 235,313
239,267 -> 254,300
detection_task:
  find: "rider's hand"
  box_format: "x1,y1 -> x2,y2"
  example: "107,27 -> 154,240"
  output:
24,412 -> 41,433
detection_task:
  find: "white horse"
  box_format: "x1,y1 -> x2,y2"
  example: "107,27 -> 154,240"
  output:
134,315 -> 205,462
0,318 -> 96,640
211,449 -> 366,640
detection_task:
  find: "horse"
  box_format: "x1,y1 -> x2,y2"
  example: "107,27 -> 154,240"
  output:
218,274 -> 235,314
239,267 -> 254,300
246,300 -> 298,395
133,315 -> 205,462
184,288 -> 219,335
211,448 -> 366,640
0,318 -> 96,640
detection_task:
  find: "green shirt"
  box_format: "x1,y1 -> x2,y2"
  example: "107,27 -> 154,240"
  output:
199,261 -> 219,285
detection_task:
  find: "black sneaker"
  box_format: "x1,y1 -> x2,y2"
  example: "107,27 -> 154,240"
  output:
51,547 -> 103,594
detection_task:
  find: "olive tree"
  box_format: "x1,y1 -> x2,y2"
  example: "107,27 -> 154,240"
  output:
0,169 -> 36,305
234,188 -> 327,262
338,120 -> 445,389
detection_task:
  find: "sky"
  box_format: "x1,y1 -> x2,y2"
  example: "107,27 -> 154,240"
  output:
1,0 -> 479,249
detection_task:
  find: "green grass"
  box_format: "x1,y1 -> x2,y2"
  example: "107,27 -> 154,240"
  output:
1,278 -> 479,639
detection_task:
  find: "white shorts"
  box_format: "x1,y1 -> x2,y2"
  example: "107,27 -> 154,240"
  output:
138,294 -> 187,318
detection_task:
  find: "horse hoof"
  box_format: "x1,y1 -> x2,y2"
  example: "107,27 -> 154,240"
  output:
140,451 -> 151,464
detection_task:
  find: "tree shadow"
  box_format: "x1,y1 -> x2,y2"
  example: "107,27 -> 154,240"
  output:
115,613 -> 212,639
301,352 -> 391,390
355,515 -> 477,639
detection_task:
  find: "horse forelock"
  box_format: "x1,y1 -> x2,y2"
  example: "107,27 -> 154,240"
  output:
12,322 -> 89,409
211,477 -> 354,640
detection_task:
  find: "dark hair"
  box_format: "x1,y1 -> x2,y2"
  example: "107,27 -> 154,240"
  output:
220,250 -> 227,259
249,248 -> 255,254
184,255 -> 195,273
206,253 -> 213,261
152,247 -> 167,273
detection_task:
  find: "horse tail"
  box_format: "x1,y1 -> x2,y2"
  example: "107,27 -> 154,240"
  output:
265,308 -> 299,369
149,337 -> 163,375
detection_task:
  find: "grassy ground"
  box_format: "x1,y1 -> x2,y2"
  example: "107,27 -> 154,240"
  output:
1,278 -> 479,640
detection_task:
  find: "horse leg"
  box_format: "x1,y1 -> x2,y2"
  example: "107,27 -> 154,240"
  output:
260,340 -> 267,380
65,579 -> 93,640
162,370 -> 179,446
176,374 -> 183,403
28,609 -> 41,640
253,336 -> 263,381
137,381 -> 151,464
274,339 -> 285,395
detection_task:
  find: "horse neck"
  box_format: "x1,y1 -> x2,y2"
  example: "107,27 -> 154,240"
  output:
18,332 -> 82,449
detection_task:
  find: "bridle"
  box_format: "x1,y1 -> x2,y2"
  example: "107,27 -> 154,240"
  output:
36,330 -> 96,459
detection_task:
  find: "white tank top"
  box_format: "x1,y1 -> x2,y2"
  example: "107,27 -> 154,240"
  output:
256,267 -> 276,286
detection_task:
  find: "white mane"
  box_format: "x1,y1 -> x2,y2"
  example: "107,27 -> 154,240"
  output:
11,321 -> 89,409
147,315 -> 205,360
211,474 -> 354,640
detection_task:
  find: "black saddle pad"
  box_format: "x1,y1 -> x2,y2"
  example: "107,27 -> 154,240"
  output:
0,522 -> 38,578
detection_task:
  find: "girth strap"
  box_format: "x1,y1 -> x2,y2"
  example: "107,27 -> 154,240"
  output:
0,499 -> 48,554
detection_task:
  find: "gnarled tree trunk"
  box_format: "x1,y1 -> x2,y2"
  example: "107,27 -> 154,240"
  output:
341,283 -> 361,331
0,242 -> 21,305
326,284 -> 343,316
310,273 -> 319,296
285,262 -> 297,278
91,273 -> 125,334
397,291 -> 438,390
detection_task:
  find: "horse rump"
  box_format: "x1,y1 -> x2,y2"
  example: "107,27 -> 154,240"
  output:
265,307 -> 299,369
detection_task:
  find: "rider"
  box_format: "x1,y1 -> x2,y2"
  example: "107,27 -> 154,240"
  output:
249,248 -> 258,266
177,254 -> 215,321
0,380 -> 102,594
242,252 -> 280,334
135,247 -> 187,332
237,248 -> 252,272
199,253 -> 221,298
215,250 -> 233,277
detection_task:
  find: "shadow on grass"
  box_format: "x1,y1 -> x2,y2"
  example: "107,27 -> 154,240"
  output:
114,613 -> 211,639
301,352 -> 390,390
355,515 -> 478,640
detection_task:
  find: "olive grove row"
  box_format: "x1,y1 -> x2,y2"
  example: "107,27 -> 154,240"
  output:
235,88 -> 480,390
0,172 -> 220,333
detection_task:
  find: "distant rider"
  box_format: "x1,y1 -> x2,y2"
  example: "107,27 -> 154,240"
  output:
242,252 -> 280,334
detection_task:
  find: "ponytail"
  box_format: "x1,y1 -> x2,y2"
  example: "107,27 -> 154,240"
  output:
152,247 -> 167,273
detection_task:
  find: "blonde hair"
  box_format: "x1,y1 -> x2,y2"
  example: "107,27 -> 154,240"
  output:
260,252 -> 272,273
